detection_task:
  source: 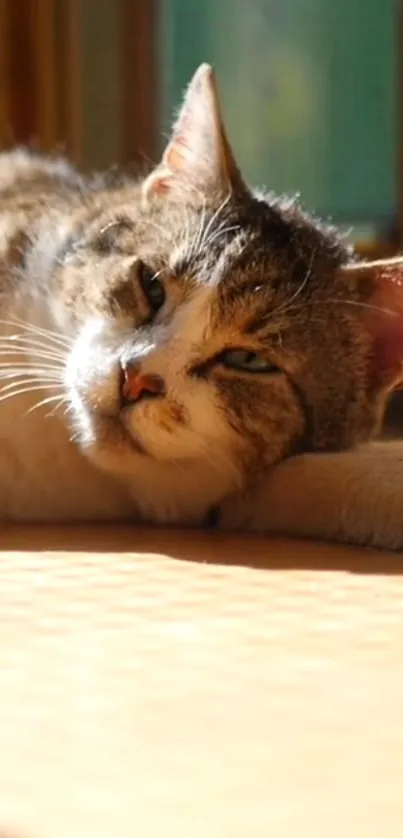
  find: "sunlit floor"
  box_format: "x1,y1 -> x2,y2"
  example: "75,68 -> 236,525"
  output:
0,526 -> 402,838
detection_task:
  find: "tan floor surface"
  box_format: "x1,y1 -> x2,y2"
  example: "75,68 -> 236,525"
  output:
0,526 -> 402,838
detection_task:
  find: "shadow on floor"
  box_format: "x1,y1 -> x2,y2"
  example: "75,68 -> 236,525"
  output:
0,523 -> 402,576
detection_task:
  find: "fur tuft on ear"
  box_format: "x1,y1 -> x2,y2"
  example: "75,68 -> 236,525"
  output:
143,63 -> 248,201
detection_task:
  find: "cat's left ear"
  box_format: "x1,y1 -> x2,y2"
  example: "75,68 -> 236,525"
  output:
143,63 -> 249,201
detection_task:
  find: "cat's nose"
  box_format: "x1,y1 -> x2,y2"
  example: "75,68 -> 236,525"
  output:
120,362 -> 166,406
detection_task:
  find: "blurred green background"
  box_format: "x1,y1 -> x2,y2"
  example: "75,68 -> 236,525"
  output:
159,0 -> 398,234
0,0 -> 399,242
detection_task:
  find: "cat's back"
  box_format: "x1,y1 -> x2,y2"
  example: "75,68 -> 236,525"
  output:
0,149 -> 86,300
0,148 -> 82,208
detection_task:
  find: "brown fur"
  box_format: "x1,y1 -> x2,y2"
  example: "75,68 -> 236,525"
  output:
0,65 -> 403,547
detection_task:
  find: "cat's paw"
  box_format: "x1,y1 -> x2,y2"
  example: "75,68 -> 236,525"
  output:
218,447 -> 403,551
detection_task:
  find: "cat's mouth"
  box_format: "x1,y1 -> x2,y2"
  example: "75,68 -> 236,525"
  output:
119,408 -> 149,455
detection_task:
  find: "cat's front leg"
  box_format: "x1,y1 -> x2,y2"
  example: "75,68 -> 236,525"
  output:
219,442 -> 403,550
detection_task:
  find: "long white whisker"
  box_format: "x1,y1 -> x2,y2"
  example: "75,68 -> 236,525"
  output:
324,297 -> 397,318
0,328 -> 70,354
0,384 -> 57,405
0,318 -> 72,349
0,374 -> 61,386
0,344 -> 66,369
0,344 -> 67,363
0,335 -> 68,357
272,248 -> 317,321
0,377 -> 62,387
0,377 -> 59,393
0,362 -> 63,372
182,207 -> 191,256
63,401 -> 75,416
191,197 -> 207,260
27,393 -> 66,415
203,224 -> 241,249
199,193 -> 231,252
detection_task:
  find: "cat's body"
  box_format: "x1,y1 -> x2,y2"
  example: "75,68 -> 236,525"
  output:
1,65 -> 403,548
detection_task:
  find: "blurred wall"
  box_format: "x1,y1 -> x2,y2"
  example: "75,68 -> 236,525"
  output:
0,0 -> 156,171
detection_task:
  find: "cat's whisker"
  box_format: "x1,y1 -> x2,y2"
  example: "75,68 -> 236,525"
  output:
190,197 -> 207,261
0,362 -> 62,374
0,317 -> 72,349
0,350 -> 66,371
0,374 -> 62,386
0,383 -> 58,406
0,343 -> 67,363
0,373 -> 62,383
0,376 -> 60,393
62,401 -> 75,417
203,224 -> 241,249
0,378 -> 62,392
324,298 -> 398,318
0,362 -> 63,373
182,207 -> 191,256
0,334 -> 68,357
27,393 -> 67,415
5,330 -> 66,347
199,193 -> 231,252
0,374 -> 59,387
2,316 -> 73,346
271,248 -> 318,321
0,339 -> 67,358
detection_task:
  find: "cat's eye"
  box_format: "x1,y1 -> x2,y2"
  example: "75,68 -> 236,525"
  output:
218,348 -> 280,374
138,261 -> 166,312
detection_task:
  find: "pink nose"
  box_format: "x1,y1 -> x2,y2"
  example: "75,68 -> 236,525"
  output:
121,364 -> 165,404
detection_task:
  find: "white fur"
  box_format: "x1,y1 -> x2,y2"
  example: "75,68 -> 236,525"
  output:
220,442 -> 403,550
0,299 -> 135,522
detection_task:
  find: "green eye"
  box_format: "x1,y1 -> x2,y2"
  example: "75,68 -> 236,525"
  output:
219,348 -> 280,374
139,261 -> 166,312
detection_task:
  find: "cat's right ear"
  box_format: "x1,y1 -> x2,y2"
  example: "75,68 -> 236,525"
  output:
340,257 -> 403,392
142,63 -> 249,202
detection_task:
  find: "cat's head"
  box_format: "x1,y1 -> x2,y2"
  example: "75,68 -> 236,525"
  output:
51,65 -> 403,511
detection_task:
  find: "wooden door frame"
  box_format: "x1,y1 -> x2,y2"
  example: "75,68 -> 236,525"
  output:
398,0 -> 403,251
0,0 -> 83,161
121,0 -> 159,170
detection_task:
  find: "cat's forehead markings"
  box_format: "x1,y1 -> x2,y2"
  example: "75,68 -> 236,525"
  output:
174,285 -> 213,347
169,242 -> 191,273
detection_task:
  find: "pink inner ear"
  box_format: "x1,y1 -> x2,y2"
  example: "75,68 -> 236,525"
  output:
366,264 -> 403,391
165,142 -> 187,172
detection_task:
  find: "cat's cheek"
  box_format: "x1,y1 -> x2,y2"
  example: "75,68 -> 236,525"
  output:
64,318 -> 123,414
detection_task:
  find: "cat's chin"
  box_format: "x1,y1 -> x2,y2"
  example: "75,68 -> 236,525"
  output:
73,409 -> 240,525
76,410 -> 152,477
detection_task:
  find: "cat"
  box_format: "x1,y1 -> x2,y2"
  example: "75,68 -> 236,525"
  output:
0,63 -> 403,548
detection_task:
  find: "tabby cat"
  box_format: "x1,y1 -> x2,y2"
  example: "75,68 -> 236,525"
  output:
0,64 -> 402,548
